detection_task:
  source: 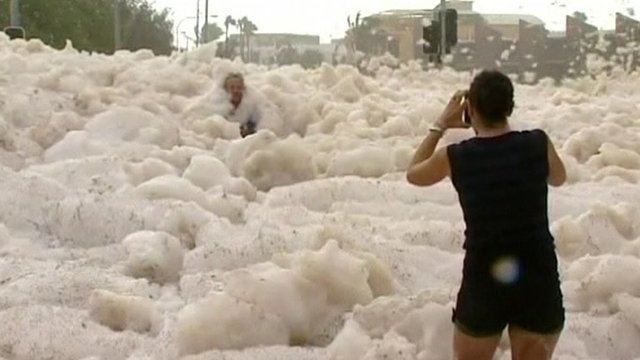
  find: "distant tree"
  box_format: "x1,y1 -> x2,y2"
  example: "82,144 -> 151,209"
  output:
0,0 -> 172,55
215,43 -> 226,57
346,13 -> 389,55
199,23 -> 223,44
573,11 -> 589,22
276,44 -> 299,66
246,22 -> 258,61
0,0 -> 10,28
223,16 -> 237,57
299,49 -> 325,69
120,0 -> 173,55
225,37 -> 240,59
237,16 -> 258,62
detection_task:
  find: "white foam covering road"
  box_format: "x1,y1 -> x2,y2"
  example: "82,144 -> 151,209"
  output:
1,35 -> 640,359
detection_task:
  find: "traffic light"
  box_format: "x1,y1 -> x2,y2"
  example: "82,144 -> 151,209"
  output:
422,20 -> 441,54
445,9 -> 458,48
422,9 -> 458,55
4,26 -> 25,40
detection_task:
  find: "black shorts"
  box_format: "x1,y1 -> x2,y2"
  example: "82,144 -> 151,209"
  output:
452,244 -> 565,337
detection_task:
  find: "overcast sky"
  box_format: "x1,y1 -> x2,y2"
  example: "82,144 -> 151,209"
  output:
153,0 -> 640,45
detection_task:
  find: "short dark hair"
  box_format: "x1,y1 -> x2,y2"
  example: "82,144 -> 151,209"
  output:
468,70 -> 514,126
223,72 -> 244,89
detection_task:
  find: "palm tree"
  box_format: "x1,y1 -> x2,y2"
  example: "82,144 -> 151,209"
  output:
243,18 -> 258,62
224,16 -> 236,58
236,17 -> 258,62
347,12 -> 384,55
235,18 -> 245,60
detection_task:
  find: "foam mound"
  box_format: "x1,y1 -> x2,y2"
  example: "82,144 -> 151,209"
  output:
1,32 -> 640,359
176,240 -> 398,355
122,231 -> 185,284
88,289 -> 160,334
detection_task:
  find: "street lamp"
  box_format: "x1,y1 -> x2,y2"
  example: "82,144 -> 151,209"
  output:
176,15 -> 217,50
195,0 -> 200,46
182,31 -> 198,51
10,0 -> 21,26
114,0 -> 123,51
204,0 -> 209,46
440,0 -> 447,63
4,0 -> 24,40
5,0 -> 26,39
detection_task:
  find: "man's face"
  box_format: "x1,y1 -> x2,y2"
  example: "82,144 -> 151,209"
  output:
225,78 -> 245,104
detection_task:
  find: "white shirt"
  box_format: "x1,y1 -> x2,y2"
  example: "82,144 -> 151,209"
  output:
210,88 -> 263,127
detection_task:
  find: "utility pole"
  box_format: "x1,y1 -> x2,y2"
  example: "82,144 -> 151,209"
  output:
114,0 -> 122,51
10,0 -> 21,26
195,0 -> 200,46
439,0 -> 447,63
203,0 -> 209,44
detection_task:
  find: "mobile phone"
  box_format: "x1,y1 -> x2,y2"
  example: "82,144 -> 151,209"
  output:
461,95 -> 471,125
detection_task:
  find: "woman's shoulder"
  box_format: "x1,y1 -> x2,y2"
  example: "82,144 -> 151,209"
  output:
519,129 -> 549,146
518,128 -> 548,138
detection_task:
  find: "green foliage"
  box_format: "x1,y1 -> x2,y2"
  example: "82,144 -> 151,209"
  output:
120,0 -> 173,55
573,11 -> 588,23
236,16 -> 258,61
276,45 -> 299,66
237,16 -> 257,35
299,49 -> 325,69
0,1 -> 9,28
222,16 -> 237,58
349,15 -> 390,55
1,0 -> 173,55
224,16 -> 236,31
199,23 -> 223,44
274,46 -> 325,68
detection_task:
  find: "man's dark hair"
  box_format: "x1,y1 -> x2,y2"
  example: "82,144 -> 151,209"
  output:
468,70 -> 514,126
223,72 -> 244,89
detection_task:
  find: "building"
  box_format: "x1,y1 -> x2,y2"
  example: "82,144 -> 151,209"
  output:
365,9 -> 430,62
357,2 -> 640,80
228,33 -> 326,64
365,1 -> 546,61
481,14 -> 545,41
236,33 -> 320,48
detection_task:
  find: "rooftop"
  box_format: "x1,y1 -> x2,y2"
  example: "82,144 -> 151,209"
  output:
370,10 -> 545,26
242,33 -> 320,38
482,14 -> 545,26
375,9 -> 430,18
435,1 -> 474,12
374,8 -> 479,18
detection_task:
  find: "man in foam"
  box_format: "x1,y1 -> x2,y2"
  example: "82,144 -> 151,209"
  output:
222,73 -> 262,138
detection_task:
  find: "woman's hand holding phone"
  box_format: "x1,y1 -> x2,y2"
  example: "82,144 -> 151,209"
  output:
436,90 -> 471,130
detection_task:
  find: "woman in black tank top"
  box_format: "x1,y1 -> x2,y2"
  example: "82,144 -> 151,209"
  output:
406,70 -> 567,360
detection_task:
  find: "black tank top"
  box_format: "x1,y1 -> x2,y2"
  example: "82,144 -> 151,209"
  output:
447,129 -> 553,250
